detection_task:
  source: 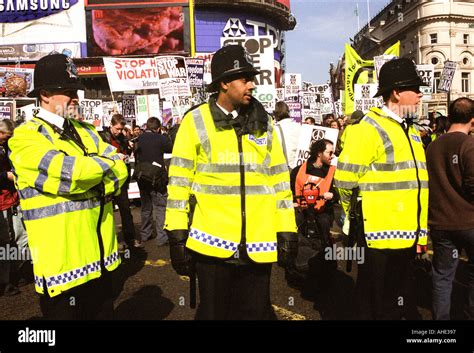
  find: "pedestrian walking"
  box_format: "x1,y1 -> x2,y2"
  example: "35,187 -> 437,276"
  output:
8,53 -> 128,319
334,58 -> 428,319
426,97 -> 474,320
165,45 -> 297,319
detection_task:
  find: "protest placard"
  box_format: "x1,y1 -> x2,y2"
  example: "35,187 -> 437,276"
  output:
80,99 -> 103,127
156,56 -> 191,100
185,58 -> 204,88
294,124 -> 339,167
103,57 -> 159,92
416,64 -> 434,101
438,60 -> 457,92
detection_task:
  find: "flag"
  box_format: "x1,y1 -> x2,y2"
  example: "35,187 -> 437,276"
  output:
344,41 -> 400,115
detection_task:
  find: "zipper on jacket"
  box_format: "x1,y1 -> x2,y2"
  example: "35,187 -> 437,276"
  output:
402,124 -> 422,245
237,133 -> 247,254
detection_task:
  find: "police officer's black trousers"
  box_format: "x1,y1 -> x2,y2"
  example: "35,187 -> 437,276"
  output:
194,258 -> 274,320
39,270 -> 114,320
114,182 -> 137,244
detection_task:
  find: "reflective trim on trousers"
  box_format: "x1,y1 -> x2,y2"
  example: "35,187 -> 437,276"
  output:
170,157 -> 194,170
189,228 -> 239,251
34,252 -> 120,289
191,183 -> 274,195
277,200 -> 294,209
166,199 -> 188,210
34,150 -> 61,193
23,198 -> 101,221
192,109 -> 212,162
366,229 -> 428,241
360,180 -> 428,191
246,241 -> 277,253
58,156 -> 75,194
364,115 -> 395,163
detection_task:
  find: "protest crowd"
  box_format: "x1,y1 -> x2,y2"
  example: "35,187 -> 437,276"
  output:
0,47 -> 473,321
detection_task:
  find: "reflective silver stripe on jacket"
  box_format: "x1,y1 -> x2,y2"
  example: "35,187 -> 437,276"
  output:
168,176 -> 192,188
171,157 -> 194,170
364,116 -> 394,163
191,183 -> 274,195
23,198 -> 101,221
262,116 -> 273,169
192,109 -> 212,162
359,180 -> 428,192
38,125 -> 54,143
371,160 -> 427,172
102,145 -> 116,157
246,241 -> 277,253
366,228 -> 428,241
83,126 -> 100,151
189,228 -> 239,251
44,252 -> 119,288
92,157 -> 119,192
273,181 -> 291,193
270,163 -> 289,175
277,200 -> 294,209
196,163 -> 269,175
337,162 -> 368,174
34,150 -> 61,192
18,187 -> 42,200
58,156 -> 75,194
166,199 -> 188,210
334,180 -> 358,189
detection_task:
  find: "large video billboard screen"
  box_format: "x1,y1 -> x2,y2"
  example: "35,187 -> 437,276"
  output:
85,1 -> 191,56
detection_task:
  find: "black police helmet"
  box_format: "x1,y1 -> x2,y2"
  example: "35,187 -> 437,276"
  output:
207,45 -> 260,92
374,58 -> 424,97
27,53 -> 85,98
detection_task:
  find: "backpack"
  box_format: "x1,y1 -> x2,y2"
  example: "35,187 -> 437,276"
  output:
133,161 -> 168,193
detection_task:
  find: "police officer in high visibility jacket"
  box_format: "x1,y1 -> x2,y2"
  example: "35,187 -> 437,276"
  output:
165,45 -> 298,319
335,58 -> 428,320
8,54 -> 128,319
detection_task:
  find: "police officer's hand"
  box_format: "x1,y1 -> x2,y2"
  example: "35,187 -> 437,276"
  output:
167,229 -> 193,276
277,232 -> 298,268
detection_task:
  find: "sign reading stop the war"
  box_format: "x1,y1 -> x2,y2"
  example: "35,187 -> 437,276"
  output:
294,124 -> 339,167
221,35 -> 275,104
80,99 -> 103,127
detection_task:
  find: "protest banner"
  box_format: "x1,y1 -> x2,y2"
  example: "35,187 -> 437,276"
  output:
80,99 -> 103,127
354,83 -> 383,113
0,100 -> 15,120
156,56 -> 191,100
103,57 -> 159,92
122,94 -> 136,121
438,60 -> 457,92
344,41 -> 399,114
221,35 -> 276,105
294,124 -> 339,167
284,73 -> 301,99
136,94 -> 160,127
416,64 -> 434,101
185,58 -> 204,88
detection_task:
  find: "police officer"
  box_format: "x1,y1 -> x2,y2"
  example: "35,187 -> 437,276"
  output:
335,58 -> 428,319
8,54 -> 128,319
164,45 -> 298,319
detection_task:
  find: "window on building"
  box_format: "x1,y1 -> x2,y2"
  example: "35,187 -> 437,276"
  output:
464,34 -> 469,45
430,33 -> 437,44
462,72 -> 470,93
434,71 -> 441,93
431,57 -> 439,65
463,57 -> 469,66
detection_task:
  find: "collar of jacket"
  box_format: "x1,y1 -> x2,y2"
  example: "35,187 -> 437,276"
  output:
208,95 -> 268,135
33,107 -> 66,133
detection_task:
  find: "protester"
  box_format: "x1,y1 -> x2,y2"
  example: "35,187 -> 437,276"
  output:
164,45 -> 297,319
304,117 -> 316,125
8,53 -> 128,319
99,114 -> 139,250
426,97 -> 474,320
335,58 -> 428,319
133,126 -> 142,139
274,101 -> 301,169
134,117 -> 173,247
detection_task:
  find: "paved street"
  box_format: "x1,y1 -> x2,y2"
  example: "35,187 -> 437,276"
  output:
0,205 -> 470,321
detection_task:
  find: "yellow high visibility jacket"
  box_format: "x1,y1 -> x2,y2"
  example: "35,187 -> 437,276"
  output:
335,107 -> 428,249
165,100 -> 297,263
8,111 -> 128,297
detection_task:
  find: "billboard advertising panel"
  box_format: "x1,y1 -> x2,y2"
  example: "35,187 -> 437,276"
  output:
0,0 -> 87,46
86,1 -> 191,56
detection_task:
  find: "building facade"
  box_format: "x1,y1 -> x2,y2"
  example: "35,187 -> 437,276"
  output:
336,0 -> 473,114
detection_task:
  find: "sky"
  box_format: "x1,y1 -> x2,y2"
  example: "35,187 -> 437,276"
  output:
285,0 -> 391,85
